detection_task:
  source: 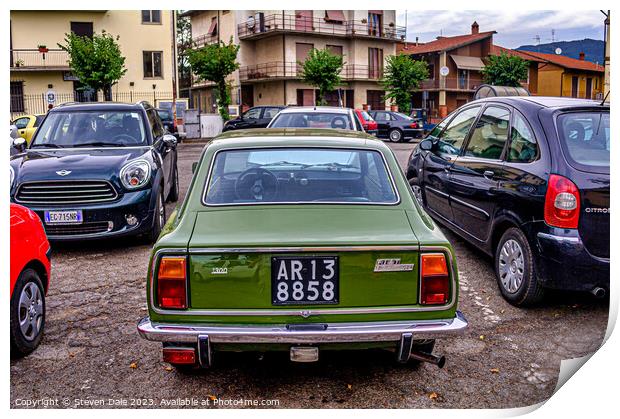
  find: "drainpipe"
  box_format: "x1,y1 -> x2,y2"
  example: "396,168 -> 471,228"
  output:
171,10 -> 178,121
283,34 -> 287,104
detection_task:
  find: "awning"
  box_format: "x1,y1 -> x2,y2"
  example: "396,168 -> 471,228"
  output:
450,55 -> 485,71
208,19 -> 218,36
325,10 -> 346,22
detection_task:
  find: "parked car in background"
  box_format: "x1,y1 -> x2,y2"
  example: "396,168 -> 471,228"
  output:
156,108 -> 178,137
11,114 -> 45,145
10,203 -> 51,357
369,110 -> 424,142
10,101 -> 179,242
10,124 -> 20,157
407,97 -> 609,306
268,106 -> 365,132
138,128 -> 467,371
354,109 -> 378,136
223,106 -> 286,132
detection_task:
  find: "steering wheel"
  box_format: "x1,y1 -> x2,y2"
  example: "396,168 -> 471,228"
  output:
331,117 -> 347,129
112,133 -> 140,145
235,168 -> 278,201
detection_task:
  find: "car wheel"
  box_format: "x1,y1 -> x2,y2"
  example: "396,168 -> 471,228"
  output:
149,189 -> 166,243
166,163 -> 179,203
411,184 -> 424,206
388,129 -> 403,143
495,227 -> 544,306
10,268 -> 45,357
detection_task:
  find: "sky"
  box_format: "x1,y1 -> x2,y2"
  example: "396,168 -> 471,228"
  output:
396,10 -> 606,48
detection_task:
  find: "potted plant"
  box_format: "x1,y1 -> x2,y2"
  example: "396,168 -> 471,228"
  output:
361,18 -> 367,24
388,22 -> 395,27
37,44 -> 48,53
15,59 -> 24,67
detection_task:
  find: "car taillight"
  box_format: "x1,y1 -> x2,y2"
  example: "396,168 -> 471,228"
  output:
163,347 -> 196,365
410,122 -> 418,129
157,256 -> 187,309
544,174 -> 580,229
420,253 -> 450,305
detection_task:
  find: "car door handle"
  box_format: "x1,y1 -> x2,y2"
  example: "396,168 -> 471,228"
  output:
483,170 -> 495,180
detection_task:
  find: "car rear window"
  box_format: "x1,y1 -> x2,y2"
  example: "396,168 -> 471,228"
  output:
204,148 -> 399,205
358,110 -> 373,121
557,111 -> 609,171
157,110 -> 172,120
269,113 -> 353,130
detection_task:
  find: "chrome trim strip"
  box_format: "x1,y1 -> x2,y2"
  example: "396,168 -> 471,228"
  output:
15,180 -> 119,205
137,311 -> 468,343
449,195 -> 490,219
188,245 -> 420,254
200,146 -> 402,207
149,245 -> 457,316
425,186 -> 449,198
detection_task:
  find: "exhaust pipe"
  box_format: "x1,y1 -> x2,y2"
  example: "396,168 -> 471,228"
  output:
409,350 -> 446,368
591,287 -> 606,298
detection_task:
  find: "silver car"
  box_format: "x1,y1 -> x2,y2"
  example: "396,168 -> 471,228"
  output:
267,106 -> 364,132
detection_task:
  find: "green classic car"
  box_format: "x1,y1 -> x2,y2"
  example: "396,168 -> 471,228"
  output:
137,128 -> 467,370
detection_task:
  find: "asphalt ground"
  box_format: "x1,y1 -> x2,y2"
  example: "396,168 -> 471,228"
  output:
10,140 -> 608,409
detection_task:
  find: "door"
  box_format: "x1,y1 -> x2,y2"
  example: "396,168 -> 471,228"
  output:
585,77 -> 593,99
449,105 -> 510,241
296,89 -> 314,106
366,90 -> 385,111
371,111 -> 391,137
148,109 -> 173,196
295,10 -> 313,32
571,76 -> 579,98
241,85 -> 254,110
422,105 -> 482,222
368,48 -> 383,79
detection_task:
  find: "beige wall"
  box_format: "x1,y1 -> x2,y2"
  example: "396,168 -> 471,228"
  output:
10,10 -> 175,95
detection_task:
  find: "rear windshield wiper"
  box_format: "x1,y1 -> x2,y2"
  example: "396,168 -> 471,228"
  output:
259,161 -> 306,167
73,142 -> 126,147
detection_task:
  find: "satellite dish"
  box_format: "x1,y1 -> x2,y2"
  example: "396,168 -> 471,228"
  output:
246,15 -> 256,30
555,47 -> 562,55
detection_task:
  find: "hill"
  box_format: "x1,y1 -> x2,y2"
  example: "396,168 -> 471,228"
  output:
516,39 -> 604,64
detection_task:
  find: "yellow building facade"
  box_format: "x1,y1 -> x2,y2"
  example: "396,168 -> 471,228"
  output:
10,10 -> 176,116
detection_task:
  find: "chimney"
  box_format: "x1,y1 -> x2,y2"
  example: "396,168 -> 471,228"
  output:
579,52 -> 585,61
415,36 -> 419,46
471,21 -> 479,34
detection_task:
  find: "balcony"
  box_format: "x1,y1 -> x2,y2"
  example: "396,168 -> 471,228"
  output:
418,77 -> 483,92
237,14 -> 405,42
192,33 -> 219,47
238,62 -> 385,83
10,49 -> 70,71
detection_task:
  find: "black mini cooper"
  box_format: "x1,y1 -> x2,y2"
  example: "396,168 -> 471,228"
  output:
407,97 -> 609,306
9,101 -> 179,242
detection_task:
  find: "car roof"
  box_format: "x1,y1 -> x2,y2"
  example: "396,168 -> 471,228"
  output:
277,106 -> 351,114
211,128 -> 384,150
468,96 -> 609,110
50,102 -> 147,112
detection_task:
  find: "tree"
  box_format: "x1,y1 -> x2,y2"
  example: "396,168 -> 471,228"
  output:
481,52 -> 529,87
176,12 -> 193,92
58,30 -> 127,101
300,48 -> 345,105
187,39 -> 240,120
381,54 -> 428,114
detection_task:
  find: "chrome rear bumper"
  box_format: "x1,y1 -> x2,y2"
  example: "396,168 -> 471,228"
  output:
137,311 -> 468,344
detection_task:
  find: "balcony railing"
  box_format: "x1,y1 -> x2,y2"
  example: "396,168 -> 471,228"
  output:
10,49 -> 70,70
237,14 -> 405,41
192,33 -> 219,47
238,62 -> 385,82
418,77 -> 483,91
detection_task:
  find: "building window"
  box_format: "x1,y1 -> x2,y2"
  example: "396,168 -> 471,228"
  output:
367,90 -> 385,111
327,45 -> 343,56
141,10 -> 161,24
368,48 -> 383,79
325,10 -> 345,24
143,51 -> 163,78
427,62 -> 435,79
368,11 -> 383,36
10,81 -> 24,113
208,16 -> 218,36
70,22 -> 93,38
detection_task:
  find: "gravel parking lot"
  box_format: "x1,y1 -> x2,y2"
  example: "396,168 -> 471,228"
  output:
10,140 -> 608,409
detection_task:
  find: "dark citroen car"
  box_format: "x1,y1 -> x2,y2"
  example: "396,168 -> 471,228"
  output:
222,106 -> 285,132
10,101 -> 179,242
369,110 -> 424,142
407,97 -> 609,306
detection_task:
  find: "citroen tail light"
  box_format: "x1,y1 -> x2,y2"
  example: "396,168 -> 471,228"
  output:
157,256 -> 187,309
420,253 -> 450,305
544,174 -> 580,229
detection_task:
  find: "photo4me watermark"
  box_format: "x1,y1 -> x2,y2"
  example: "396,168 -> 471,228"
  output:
13,397 -> 281,408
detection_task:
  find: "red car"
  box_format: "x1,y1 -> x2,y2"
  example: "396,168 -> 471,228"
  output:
354,109 -> 378,136
10,203 -> 51,356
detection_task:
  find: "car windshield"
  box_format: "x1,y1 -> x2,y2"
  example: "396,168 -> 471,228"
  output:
204,148 -> 398,205
30,111 -> 147,148
557,111 -> 609,170
269,112 -> 353,130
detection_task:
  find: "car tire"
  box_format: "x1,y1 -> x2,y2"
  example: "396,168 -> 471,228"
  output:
388,128 -> 403,143
166,163 -> 179,203
494,227 -> 544,306
11,268 -> 45,357
149,189 -> 166,243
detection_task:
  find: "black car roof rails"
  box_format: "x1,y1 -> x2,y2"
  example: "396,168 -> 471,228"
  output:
136,100 -> 153,110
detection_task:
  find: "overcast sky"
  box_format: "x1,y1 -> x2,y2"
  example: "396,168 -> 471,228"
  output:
396,10 -> 606,48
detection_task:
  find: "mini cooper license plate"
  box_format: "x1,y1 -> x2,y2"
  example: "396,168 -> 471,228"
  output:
271,256 -> 339,305
44,210 -> 83,225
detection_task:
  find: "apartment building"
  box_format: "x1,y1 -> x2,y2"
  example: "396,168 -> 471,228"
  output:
182,10 -> 405,112
10,10 -> 176,117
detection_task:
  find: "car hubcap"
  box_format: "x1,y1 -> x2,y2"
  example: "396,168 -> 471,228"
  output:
158,197 -> 165,227
412,185 -> 423,205
18,282 -> 43,341
498,239 -> 525,294
390,131 -> 401,141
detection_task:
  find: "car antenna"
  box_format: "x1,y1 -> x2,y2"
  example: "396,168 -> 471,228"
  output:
600,90 -> 610,106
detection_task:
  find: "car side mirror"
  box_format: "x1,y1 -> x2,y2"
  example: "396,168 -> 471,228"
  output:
163,134 -> 177,146
192,162 -> 198,174
419,139 -> 434,151
10,125 -> 18,139
12,137 -> 26,151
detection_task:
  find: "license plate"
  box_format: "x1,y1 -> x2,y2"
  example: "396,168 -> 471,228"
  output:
271,256 -> 339,305
44,210 -> 83,225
